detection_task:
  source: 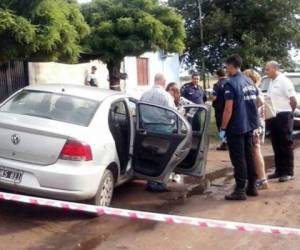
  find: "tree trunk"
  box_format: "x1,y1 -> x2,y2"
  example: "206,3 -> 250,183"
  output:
107,61 -> 121,91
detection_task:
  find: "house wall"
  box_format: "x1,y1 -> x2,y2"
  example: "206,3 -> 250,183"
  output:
28,60 -> 110,89
28,51 -> 180,98
123,52 -> 180,98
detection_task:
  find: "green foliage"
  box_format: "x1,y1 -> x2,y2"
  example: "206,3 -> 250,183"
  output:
81,0 -> 186,64
0,0 -> 89,63
169,0 -> 300,72
0,10 -> 37,62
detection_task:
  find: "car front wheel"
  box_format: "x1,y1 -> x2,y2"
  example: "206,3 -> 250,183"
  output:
91,169 -> 114,206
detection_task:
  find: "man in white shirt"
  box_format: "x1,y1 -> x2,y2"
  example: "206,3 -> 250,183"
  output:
265,61 -> 297,182
141,73 -> 175,109
140,73 -> 175,192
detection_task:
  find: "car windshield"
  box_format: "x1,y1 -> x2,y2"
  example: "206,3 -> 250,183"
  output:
0,90 -> 99,126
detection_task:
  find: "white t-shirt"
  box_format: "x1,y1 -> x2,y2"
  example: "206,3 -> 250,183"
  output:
267,73 -> 296,112
140,85 -> 176,109
86,73 -> 98,86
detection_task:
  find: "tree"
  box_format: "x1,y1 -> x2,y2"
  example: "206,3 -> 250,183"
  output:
81,0 -> 186,90
168,0 -> 300,72
0,0 -> 89,63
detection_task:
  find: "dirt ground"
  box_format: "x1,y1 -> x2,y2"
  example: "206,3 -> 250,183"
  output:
0,141 -> 300,250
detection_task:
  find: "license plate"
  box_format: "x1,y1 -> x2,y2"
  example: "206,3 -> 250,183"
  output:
0,167 -> 23,183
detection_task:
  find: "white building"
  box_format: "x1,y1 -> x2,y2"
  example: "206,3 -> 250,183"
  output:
29,51 -> 180,98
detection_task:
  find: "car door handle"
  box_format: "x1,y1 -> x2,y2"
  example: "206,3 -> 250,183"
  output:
138,129 -> 147,135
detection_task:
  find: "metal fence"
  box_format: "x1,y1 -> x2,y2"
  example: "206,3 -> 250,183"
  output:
0,61 -> 28,103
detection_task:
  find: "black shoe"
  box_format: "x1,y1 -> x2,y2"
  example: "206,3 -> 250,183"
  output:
246,186 -> 258,196
217,142 -> 228,151
278,175 -> 294,182
268,173 -> 280,179
146,181 -> 168,192
225,188 -> 247,201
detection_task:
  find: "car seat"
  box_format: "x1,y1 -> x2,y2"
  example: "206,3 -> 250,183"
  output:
51,96 -> 75,122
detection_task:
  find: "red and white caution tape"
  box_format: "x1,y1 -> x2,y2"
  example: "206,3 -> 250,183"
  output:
0,191 -> 299,236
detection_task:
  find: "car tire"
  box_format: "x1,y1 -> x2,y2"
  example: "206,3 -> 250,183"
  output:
90,169 -> 114,207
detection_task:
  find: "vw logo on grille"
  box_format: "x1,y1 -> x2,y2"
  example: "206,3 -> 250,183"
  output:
11,134 -> 20,145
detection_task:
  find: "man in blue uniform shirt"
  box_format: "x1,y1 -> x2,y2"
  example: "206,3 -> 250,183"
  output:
220,55 -> 260,200
181,73 -> 207,104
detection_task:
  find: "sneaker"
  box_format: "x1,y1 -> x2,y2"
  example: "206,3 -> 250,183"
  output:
278,175 -> 294,182
268,173 -> 280,179
246,186 -> 258,196
256,179 -> 269,190
225,188 -> 247,201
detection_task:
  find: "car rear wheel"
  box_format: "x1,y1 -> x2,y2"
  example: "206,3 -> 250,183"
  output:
91,169 -> 114,206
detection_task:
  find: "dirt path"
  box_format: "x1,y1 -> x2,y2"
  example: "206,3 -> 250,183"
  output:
0,142 -> 299,250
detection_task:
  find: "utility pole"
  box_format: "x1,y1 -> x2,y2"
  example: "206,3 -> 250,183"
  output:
197,0 -> 206,90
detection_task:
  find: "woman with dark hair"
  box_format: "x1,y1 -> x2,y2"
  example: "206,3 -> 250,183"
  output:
166,82 -> 194,109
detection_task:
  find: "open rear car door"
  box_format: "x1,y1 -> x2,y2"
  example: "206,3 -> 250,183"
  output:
175,104 -> 211,177
132,102 -> 192,183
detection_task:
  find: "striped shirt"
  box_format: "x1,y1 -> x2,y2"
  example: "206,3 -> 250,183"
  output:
140,85 -> 176,109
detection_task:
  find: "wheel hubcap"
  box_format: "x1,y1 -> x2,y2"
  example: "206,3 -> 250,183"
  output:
100,175 -> 113,206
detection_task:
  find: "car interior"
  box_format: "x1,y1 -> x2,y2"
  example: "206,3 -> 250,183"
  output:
108,101 -> 131,174
176,107 -> 207,170
133,104 -> 186,177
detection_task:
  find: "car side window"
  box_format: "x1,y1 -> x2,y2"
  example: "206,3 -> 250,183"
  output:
138,103 -> 178,134
112,101 -> 127,115
128,100 -> 137,117
183,107 -> 206,133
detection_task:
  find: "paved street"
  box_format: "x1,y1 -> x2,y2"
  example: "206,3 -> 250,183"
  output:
0,141 -> 299,250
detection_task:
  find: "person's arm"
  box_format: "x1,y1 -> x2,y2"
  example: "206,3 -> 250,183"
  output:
290,96 -> 297,112
221,84 -> 235,130
211,96 -> 217,101
210,84 -> 218,101
203,91 -> 208,103
221,100 -> 234,130
283,78 -> 297,111
180,85 -> 187,98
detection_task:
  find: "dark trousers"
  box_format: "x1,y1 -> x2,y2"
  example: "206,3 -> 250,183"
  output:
268,112 -> 294,176
215,113 -> 222,131
227,132 -> 256,189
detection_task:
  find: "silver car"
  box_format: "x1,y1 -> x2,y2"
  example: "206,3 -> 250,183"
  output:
0,84 -> 210,206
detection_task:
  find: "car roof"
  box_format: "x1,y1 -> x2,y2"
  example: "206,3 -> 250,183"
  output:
262,72 -> 300,79
24,84 -> 124,101
284,72 -> 300,77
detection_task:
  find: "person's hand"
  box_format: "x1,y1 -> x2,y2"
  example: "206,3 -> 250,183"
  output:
218,129 -> 226,141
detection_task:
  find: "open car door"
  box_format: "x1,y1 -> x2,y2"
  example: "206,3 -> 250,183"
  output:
175,104 -> 211,177
132,102 -> 192,183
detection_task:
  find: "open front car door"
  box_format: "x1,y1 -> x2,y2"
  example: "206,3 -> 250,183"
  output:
133,102 -> 192,183
175,104 -> 211,177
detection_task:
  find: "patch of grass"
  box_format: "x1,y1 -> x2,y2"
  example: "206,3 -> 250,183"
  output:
209,108 -> 219,143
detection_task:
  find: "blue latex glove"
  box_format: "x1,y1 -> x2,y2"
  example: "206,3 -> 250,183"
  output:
218,129 -> 226,142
